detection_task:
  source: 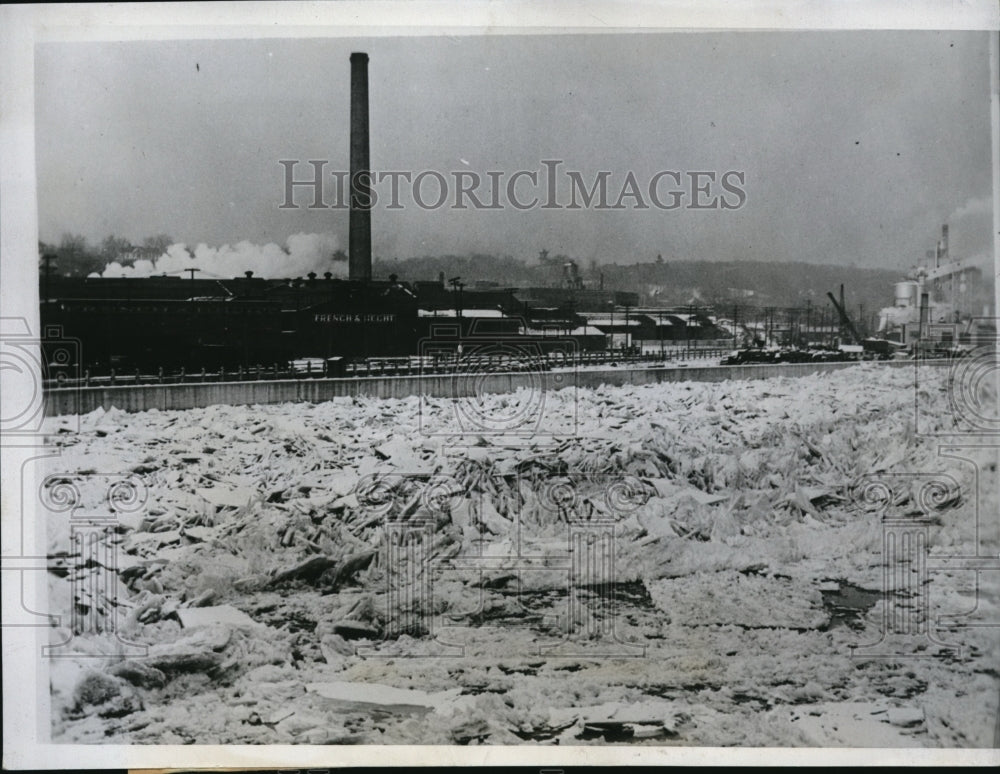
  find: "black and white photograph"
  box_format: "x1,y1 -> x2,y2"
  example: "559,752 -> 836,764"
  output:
2,1 -> 999,768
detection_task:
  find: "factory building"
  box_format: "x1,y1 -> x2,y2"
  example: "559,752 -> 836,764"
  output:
876,223 -> 993,351
42,53 -> 992,374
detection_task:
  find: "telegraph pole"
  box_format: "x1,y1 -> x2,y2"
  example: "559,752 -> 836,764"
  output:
448,276 -> 464,318
184,267 -> 200,297
659,309 -> 664,358
42,253 -> 57,306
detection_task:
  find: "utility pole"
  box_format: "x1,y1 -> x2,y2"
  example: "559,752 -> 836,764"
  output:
448,276 -> 464,319
683,306 -> 689,356
184,267 -> 200,298
805,299 -> 812,346
625,304 -> 630,353
42,253 -> 57,307
838,284 -> 846,343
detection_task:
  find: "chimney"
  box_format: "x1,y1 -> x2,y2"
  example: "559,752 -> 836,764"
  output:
349,52 -> 372,282
941,223 -> 949,264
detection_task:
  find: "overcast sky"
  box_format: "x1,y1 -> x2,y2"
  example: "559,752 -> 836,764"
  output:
35,31 -> 994,273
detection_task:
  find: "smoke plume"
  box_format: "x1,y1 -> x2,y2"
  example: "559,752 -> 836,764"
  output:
97,233 -> 346,279
948,196 -> 991,222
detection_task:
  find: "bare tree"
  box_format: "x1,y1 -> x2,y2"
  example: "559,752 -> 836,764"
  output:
55,233 -> 103,276
100,234 -> 133,263
143,234 -> 174,254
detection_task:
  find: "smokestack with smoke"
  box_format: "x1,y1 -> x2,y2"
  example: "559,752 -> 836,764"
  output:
349,52 -> 372,282
97,233 -> 347,279
944,197 -> 992,266
936,223 -> 949,267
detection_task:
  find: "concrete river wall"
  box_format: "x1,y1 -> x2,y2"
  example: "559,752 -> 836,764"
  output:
42,359 -> 928,417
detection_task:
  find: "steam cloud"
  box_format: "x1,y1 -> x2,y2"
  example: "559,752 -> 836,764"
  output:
948,196 -> 991,222
942,196 -> 993,269
97,233 -> 347,280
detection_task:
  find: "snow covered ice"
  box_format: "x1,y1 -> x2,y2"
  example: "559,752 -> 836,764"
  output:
39,363 -> 1000,746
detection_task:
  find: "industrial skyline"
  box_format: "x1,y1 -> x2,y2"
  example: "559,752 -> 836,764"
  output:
35,31 -> 994,274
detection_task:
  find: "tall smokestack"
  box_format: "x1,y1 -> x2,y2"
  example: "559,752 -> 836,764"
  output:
349,52 -> 371,282
941,223 -> 949,264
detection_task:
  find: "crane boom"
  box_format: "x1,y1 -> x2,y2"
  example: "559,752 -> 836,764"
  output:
826,291 -> 862,344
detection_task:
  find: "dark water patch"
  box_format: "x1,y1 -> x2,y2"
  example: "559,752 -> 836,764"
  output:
459,685 -> 508,695
500,581 -> 656,612
501,587 -> 566,611
580,721 -> 679,742
641,683 -> 678,699
819,580 -> 881,631
731,692 -> 773,710
511,721 -> 575,742
463,608 -> 546,627
580,580 -> 657,610
256,608 -> 317,633
497,663 -> 541,677
738,567 -> 791,581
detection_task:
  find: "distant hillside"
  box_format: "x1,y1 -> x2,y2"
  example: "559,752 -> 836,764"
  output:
41,232 -> 903,315
374,254 -> 902,313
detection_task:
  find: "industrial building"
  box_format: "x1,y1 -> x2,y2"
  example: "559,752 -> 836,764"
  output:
876,223 -> 994,351
38,50 -> 992,376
